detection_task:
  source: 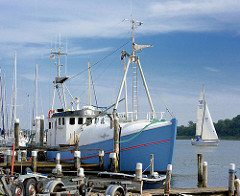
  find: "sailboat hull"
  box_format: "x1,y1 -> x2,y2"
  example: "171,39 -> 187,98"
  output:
47,118 -> 177,172
191,139 -> 219,146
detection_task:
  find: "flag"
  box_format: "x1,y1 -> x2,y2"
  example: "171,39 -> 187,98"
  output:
50,55 -> 55,59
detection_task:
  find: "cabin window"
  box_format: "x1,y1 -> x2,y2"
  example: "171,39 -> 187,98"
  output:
86,118 -> 92,126
70,118 -> 75,125
101,118 -> 105,124
58,118 -> 61,125
62,118 -> 65,125
49,122 -> 51,129
78,118 -> 83,125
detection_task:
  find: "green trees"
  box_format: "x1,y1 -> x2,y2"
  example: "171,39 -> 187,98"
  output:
177,115 -> 240,139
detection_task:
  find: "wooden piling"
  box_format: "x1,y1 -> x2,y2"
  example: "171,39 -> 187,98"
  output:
228,163 -> 235,196
198,154 -> 203,182
21,150 -> 27,162
6,150 -> 11,167
164,164 -> 172,196
56,153 -> 60,165
150,154 -> 154,177
35,116 -> 40,146
203,161 -> 208,187
135,162 -> 142,181
235,179 -> 240,196
99,150 -> 105,171
32,151 -> 38,172
56,164 -> 63,181
40,115 -> 44,147
74,151 -> 81,170
14,118 -> 19,148
111,152 -> 117,172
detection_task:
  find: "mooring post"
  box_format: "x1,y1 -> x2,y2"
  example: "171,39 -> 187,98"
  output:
235,179 -> 240,196
111,152 -> 117,172
113,110 -> 120,172
74,151 -> 81,170
6,150 -> 11,167
14,118 -> 19,148
198,153 -> 203,182
55,164 -> 63,181
21,150 -> 27,162
99,150 -> 105,171
135,162 -> 142,181
150,154 -> 154,177
164,164 -> 172,195
203,161 -> 208,187
56,153 -> 60,165
229,163 -> 235,196
32,151 -> 38,172
40,115 -> 44,147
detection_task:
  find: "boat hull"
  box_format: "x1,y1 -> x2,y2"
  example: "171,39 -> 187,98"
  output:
191,139 -> 220,146
47,118 -> 177,172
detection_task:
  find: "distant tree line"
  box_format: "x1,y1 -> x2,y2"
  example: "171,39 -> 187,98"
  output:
177,115 -> 240,138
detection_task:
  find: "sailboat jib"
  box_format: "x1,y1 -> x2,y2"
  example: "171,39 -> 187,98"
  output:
201,104 -> 218,140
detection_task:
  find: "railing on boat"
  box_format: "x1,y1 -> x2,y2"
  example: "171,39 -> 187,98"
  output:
118,112 -> 165,122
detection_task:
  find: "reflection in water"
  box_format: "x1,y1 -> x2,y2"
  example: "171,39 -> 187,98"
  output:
172,140 -> 240,188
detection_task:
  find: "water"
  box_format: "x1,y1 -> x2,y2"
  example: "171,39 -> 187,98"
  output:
172,140 -> 240,188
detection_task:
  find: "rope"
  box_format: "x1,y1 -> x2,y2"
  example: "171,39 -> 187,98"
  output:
69,39 -> 131,81
116,119 -> 160,144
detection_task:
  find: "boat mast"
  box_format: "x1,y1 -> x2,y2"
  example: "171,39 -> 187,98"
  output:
51,43 -> 68,111
88,60 -> 91,106
113,19 -> 157,119
200,86 -> 206,138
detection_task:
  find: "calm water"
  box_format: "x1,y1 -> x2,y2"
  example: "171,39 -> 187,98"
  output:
172,140 -> 240,188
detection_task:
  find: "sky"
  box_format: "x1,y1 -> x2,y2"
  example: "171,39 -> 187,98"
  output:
0,0 -> 240,129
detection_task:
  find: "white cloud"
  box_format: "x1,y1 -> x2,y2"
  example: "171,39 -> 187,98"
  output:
204,66 -> 220,72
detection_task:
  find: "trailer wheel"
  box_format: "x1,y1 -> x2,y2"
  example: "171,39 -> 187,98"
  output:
104,185 -> 125,196
24,178 -> 37,196
53,184 -> 65,192
11,183 -> 24,196
36,181 -> 43,193
79,184 -> 87,195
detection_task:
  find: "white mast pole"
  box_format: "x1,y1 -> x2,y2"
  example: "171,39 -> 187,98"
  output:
35,64 -> 38,117
88,60 -> 91,106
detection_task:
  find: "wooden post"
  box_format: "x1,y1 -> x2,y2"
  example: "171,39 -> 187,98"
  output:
150,154 -> 154,177
21,150 -> 27,162
6,150 -> 11,167
35,116 -> 40,146
56,153 -> 60,165
198,154 -> 203,183
32,151 -> 37,172
11,143 -> 15,175
55,164 -> 63,181
113,110 -> 120,172
14,118 -> 19,148
164,164 -> 172,195
77,167 -> 84,177
135,162 -> 142,181
203,161 -> 208,187
74,151 -> 81,170
235,179 -> 240,196
111,152 -> 117,172
40,115 -> 44,147
228,163 -> 235,196
99,150 -> 105,171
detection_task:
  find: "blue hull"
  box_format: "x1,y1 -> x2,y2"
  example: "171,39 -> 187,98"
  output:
47,118 -> 177,172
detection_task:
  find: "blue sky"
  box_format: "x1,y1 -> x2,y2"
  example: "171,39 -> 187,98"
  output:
1,0 -> 240,129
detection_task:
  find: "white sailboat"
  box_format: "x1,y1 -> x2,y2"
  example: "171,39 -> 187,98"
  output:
191,86 -> 219,146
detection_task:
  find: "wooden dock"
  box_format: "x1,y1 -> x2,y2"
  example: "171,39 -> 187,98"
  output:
141,187 -> 228,196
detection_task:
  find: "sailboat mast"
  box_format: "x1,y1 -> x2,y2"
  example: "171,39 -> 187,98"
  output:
13,51 -> 17,124
88,60 -> 91,106
35,64 -> 38,117
200,86 -> 206,138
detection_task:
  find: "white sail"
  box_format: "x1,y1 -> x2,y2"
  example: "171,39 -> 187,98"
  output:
196,87 -> 205,136
201,104 -> 218,140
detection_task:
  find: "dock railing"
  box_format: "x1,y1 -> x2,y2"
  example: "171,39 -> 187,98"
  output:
118,112 -> 165,122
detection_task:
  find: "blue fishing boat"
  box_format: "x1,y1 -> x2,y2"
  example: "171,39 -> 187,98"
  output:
46,20 -> 177,173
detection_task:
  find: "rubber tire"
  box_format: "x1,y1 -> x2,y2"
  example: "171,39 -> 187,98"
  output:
114,190 -> 123,196
24,178 -> 37,196
79,184 -> 87,196
11,183 -> 24,196
36,181 -> 43,194
53,184 -> 65,192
